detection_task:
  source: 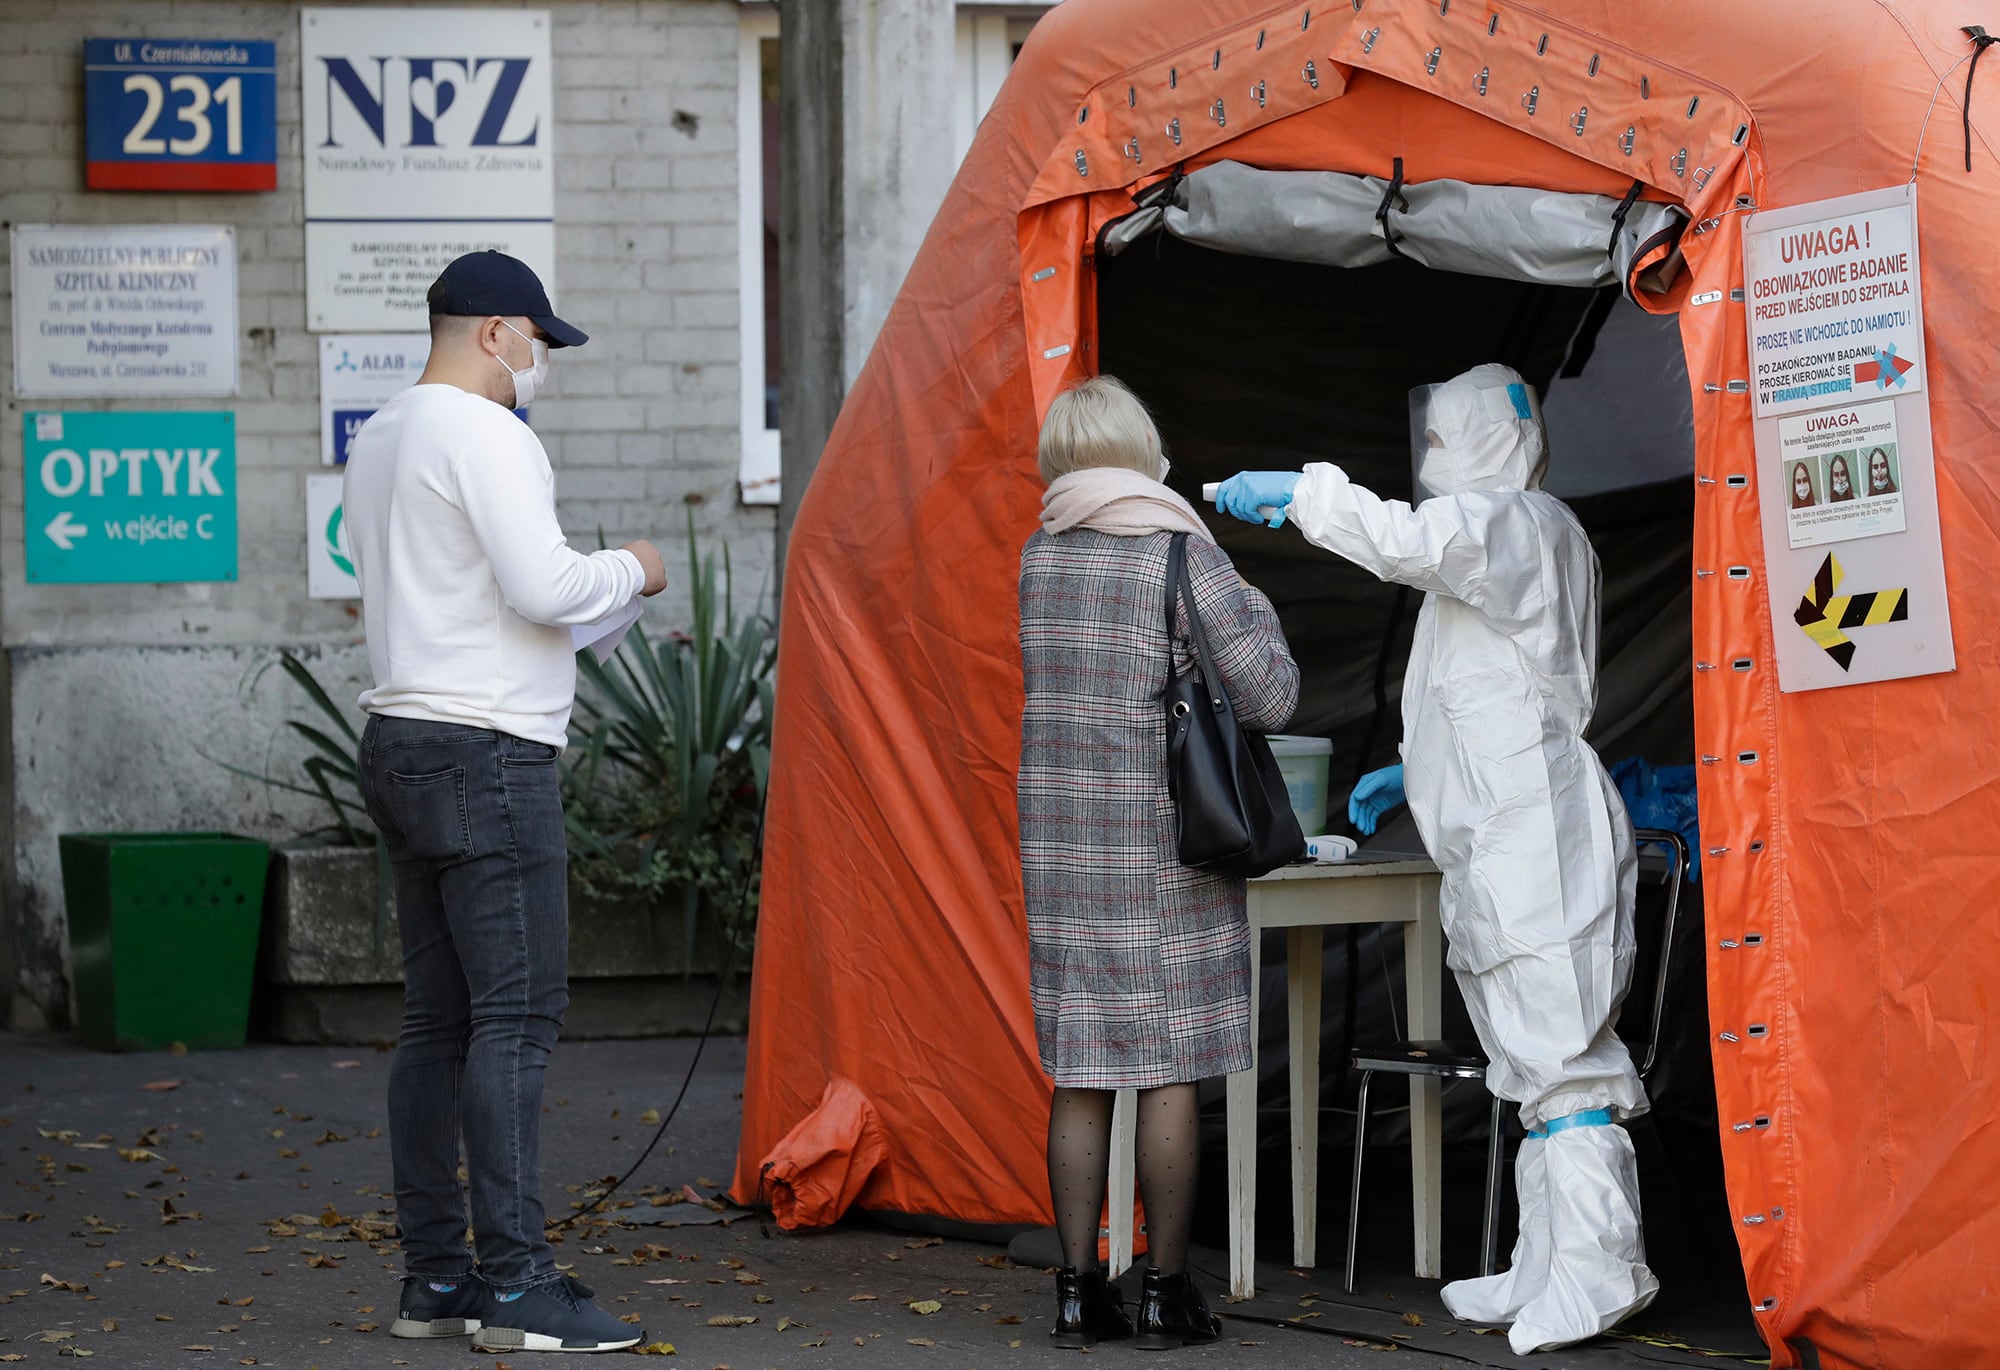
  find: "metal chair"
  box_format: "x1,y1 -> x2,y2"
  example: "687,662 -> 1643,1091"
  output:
1343,827 -> 1689,1293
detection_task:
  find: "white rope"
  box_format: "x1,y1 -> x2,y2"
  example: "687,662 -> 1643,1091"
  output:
1909,50 -> 1977,183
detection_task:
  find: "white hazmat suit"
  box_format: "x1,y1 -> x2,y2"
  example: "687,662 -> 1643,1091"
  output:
1282,364 -> 1657,1353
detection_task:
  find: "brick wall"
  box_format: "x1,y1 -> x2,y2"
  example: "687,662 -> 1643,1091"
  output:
0,0 -> 776,1023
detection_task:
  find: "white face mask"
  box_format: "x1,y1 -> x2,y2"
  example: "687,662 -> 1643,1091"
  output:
494,320 -> 548,408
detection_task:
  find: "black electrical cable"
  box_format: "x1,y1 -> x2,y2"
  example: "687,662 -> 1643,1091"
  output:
552,805 -> 766,1231
1964,26 -> 1998,173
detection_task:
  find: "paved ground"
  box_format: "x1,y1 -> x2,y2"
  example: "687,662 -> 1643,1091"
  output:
0,1035 -> 1766,1369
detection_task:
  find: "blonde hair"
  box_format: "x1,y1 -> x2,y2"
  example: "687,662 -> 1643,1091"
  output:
1036,375 -> 1164,484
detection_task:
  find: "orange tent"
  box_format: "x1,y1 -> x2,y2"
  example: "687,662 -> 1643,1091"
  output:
734,4 -> 2000,1365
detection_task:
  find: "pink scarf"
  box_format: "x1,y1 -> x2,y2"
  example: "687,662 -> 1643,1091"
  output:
1040,468 -> 1214,542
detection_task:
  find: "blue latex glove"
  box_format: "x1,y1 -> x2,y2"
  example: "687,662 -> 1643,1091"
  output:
1215,471 -> 1302,529
1348,763 -> 1407,837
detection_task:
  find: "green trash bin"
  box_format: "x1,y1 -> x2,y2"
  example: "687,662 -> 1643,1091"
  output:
59,832 -> 270,1051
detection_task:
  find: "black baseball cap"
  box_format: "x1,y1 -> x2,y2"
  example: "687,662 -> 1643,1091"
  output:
427,250 -> 588,348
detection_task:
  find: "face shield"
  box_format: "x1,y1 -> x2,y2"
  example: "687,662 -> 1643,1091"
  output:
1409,372 -> 1545,500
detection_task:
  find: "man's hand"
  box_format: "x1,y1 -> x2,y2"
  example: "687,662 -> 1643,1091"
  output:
622,539 -> 668,597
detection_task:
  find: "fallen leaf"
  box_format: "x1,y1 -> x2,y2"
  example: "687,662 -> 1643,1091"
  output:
994,1314 -> 1024,1326
118,1149 -> 160,1164
975,1254 -> 1015,1269
1401,1311 -> 1424,1326
904,1236 -> 943,1249
35,1331 -> 74,1343
141,1080 -> 183,1092
355,1322 -> 378,1332
40,1273 -> 89,1293
705,1314 -> 757,1327
910,1300 -> 942,1315
643,1277 -> 691,1286
639,1109 -> 661,1124
181,1346 -> 215,1353
635,1343 -> 677,1356
907,1337 -> 937,1347
100,1318 -> 117,1332
776,1317 -> 807,1332
849,1293 -> 879,1302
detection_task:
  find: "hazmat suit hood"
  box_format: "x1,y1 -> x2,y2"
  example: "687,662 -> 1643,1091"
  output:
1415,363 -> 1548,498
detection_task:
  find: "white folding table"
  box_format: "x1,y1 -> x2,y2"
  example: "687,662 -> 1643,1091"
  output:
1107,857 -> 1444,1298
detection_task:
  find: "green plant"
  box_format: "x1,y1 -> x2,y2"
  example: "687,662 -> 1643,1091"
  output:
208,650 -> 391,956
214,650 -> 373,847
564,514 -> 776,971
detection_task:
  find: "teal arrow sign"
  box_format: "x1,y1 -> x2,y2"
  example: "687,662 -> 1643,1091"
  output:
23,411 -> 238,584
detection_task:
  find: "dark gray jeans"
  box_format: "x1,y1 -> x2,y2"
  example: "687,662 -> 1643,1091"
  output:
358,715 -> 569,1293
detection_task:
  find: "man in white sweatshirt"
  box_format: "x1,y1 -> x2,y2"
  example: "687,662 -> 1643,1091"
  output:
342,251 -> 665,1355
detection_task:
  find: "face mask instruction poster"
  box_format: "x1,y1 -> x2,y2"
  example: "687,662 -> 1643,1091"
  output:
1744,183 -> 1953,692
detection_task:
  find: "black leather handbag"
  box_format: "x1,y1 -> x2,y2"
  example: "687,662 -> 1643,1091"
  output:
1163,533 -> 1304,878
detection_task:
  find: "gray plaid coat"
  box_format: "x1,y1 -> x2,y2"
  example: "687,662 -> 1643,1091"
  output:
1018,528 -> 1299,1089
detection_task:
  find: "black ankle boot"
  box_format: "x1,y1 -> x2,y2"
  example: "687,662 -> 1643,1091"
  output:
1049,1265 -> 1132,1348
1133,1267 -> 1222,1350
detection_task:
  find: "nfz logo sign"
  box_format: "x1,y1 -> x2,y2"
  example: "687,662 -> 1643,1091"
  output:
300,9 -> 553,201
316,55 -> 540,155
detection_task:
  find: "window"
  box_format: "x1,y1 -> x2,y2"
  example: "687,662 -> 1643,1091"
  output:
736,4 -> 1048,505
736,7 -> 781,504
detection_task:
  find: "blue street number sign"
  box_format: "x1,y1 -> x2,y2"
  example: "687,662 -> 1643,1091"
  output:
85,38 -> 278,191
23,412 -> 238,584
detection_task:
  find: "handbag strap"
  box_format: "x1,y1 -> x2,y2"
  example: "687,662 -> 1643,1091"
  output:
1166,533 -> 1228,711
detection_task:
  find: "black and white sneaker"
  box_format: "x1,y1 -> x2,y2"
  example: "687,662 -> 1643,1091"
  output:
391,1274 -> 494,1338
471,1276 -> 642,1353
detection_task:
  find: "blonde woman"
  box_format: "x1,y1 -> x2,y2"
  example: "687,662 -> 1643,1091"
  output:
1018,376 -> 1299,1350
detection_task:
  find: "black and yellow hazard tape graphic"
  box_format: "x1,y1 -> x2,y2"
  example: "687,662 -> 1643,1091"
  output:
1793,553 -> 1909,671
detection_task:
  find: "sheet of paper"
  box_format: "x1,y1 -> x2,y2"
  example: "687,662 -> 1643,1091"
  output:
571,598 -> 644,664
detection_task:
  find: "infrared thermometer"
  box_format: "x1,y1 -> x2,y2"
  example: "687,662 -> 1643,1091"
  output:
1200,482 -> 1280,522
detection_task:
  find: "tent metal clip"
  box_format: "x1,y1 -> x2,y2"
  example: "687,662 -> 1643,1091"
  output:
1692,164 -> 1715,192
1304,59 -> 1321,90
1521,85 -> 1539,115
1211,98 -> 1227,126
1167,117 -> 1182,145
1075,150 -> 1089,177
1620,124 -> 1636,155
1252,79 -> 1268,108
1672,147 -> 1689,177
1362,26 -> 1381,53
1572,105 -> 1588,136
1475,66 -> 1490,96
1125,137 -> 1142,163
1426,47 -> 1442,76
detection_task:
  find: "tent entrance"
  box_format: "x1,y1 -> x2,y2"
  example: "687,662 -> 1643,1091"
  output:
1095,231 -> 1745,1311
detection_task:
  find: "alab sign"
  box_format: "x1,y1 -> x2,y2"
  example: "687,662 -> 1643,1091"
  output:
23,411 -> 237,584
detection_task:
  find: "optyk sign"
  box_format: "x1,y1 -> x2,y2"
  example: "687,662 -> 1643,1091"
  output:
23,412 -> 238,584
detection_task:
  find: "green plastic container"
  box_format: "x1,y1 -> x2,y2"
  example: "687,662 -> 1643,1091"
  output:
59,832 -> 270,1051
